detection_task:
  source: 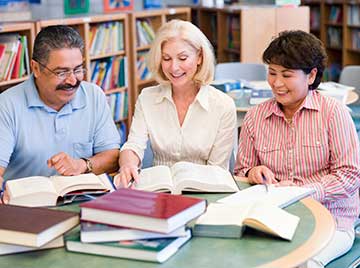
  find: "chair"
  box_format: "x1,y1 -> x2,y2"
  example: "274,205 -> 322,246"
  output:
339,65 -> 360,139
325,220 -> 360,268
214,62 -> 267,81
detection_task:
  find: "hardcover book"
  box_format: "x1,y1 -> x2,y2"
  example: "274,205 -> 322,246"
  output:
80,222 -> 187,243
193,203 -> 299,240
0,205 -> 79,247
125,161 -> 239,194
66,229 -> 192,263
7,173 -> 114,207
80,188 -> 206,233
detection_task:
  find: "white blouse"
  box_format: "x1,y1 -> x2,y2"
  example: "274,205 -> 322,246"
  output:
121,84 -> 237,170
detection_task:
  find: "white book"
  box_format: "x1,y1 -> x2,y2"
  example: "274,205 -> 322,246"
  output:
217,184 -> 315,208
317,82 -> 354,104
129,161 -> 239,194
194,203 -> 300,241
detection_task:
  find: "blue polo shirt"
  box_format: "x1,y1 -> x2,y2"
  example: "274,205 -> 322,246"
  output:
0,75 -> 120,180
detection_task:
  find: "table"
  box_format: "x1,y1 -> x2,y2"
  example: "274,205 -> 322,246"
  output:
0,188 -> 335,268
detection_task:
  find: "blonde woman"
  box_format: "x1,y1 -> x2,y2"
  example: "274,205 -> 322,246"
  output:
115,20 -> 236,187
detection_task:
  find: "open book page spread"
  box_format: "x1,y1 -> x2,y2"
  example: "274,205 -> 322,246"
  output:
217,184 -> 315,208
170,162 -> 238,194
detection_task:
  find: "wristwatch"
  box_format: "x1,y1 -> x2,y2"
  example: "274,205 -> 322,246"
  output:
81,157 -> 93,173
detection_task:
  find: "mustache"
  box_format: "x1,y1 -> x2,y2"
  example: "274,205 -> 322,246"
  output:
55,80 -> 81,91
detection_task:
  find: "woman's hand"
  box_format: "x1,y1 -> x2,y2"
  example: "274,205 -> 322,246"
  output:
114,165 -> 140,188
247,165 -> 277,185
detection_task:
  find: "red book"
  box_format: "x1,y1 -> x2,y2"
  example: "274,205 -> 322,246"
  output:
80,188 -> 206,233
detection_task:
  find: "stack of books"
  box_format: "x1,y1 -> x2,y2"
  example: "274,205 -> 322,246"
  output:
0,205 -> 79,255
65,188 -> 206,263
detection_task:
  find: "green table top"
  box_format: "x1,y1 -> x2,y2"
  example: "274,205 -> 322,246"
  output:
0,184 -> 316,268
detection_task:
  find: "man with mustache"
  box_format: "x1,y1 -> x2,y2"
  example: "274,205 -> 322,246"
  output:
0,25 -> 120,201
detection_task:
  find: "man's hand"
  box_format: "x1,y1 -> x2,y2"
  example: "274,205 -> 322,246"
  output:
47,152 -> 87,176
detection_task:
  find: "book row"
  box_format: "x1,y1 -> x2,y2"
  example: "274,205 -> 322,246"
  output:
106,91 -> 128,122
136,19 -> 155,47
0,34 -> 30,82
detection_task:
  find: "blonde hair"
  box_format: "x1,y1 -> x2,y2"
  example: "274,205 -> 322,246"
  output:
147,19 -> 215,85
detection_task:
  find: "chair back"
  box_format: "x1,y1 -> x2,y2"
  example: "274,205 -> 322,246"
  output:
339,65 -> 360,91
215,62 -> 267,81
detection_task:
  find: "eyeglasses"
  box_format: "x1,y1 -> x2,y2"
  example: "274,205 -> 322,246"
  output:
35,61 -> 86,80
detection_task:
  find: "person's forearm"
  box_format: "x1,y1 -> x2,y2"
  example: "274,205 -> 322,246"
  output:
90,149 -> 119,174
119,149 -> 141,169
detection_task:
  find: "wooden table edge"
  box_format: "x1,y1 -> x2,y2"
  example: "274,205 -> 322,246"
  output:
257,197 -> 336,268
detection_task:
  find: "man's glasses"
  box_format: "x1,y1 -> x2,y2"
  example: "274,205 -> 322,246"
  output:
35,60 -> 86,81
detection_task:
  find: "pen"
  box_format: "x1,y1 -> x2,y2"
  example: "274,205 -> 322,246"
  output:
262,174 -> 269,192
127,168 -> 141,188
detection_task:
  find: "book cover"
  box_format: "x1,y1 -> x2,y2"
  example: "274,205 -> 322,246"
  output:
66,229 -> 192,263
249,89 -> 273,105
80,221 -> 187,243
103,0 -> 133,12
80,188 -> 206,233
0,205 -> 79,247
64,0 -> 89,15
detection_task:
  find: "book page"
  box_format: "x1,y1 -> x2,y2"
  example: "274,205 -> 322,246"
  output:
244,203 -> 300,241
51,173 -> 108,197
170,162 -> 238,194
7,176 -> 58,207
196,203 -> 251,226
134,165 -> 174,192
217,184 -> 315,208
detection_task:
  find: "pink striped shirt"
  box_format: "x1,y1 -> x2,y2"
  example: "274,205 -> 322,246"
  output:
235,90 -> 360,230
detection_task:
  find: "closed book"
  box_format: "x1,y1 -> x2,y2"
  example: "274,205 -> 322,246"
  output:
7,173 -> 114,207
80,222 -> 187,243
193,203 -> 299,241
0,205 -> 79,247
80,188 -> 206,233
66,229 -> 192,263
0,236 -> 64,256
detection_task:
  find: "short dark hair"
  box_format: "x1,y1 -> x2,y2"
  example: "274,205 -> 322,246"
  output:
32,25 -> 84,64
262,30 -> 327,90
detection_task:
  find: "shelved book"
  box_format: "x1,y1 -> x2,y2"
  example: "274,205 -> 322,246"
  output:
80,222 -> 187,243
218,184 -> 315,209
66,229 -> 192,263
80,188 -> 206,233
7,173 -> 114,207
0,205 -> 79,247
0,236 -> 64,256
128,161 -> 239,194
193,203 -> 299,240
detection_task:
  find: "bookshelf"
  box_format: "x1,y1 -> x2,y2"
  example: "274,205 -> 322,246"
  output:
0,22 -> 35,92
35,14 -> 131,134
128,7 -> 191,109
191,5 -> 309,64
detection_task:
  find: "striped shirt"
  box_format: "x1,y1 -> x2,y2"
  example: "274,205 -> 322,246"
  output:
235,90 -> 360,230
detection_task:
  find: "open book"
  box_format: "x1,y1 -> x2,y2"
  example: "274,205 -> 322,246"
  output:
218,184 -> 315,208
193,203 -> 299,241
134,162 -> 239,194
7,173 -> 114,207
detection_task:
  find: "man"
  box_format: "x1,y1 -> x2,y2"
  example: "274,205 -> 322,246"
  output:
0,25 -> 120,200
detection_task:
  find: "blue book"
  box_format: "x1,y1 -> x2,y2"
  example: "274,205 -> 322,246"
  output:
249,89 -> 273,105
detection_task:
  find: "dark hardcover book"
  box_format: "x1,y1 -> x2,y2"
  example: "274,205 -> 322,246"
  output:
0,205 -> 79,247
66,229 -> 192,263
80,188 -> 206,233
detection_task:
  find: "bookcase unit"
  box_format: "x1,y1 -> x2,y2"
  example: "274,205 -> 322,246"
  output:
0,22 -> 35,92
302,0 -> 360,80
128,7 -> 191,109
35,14 -> 131,135
191,5 -> 309,64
